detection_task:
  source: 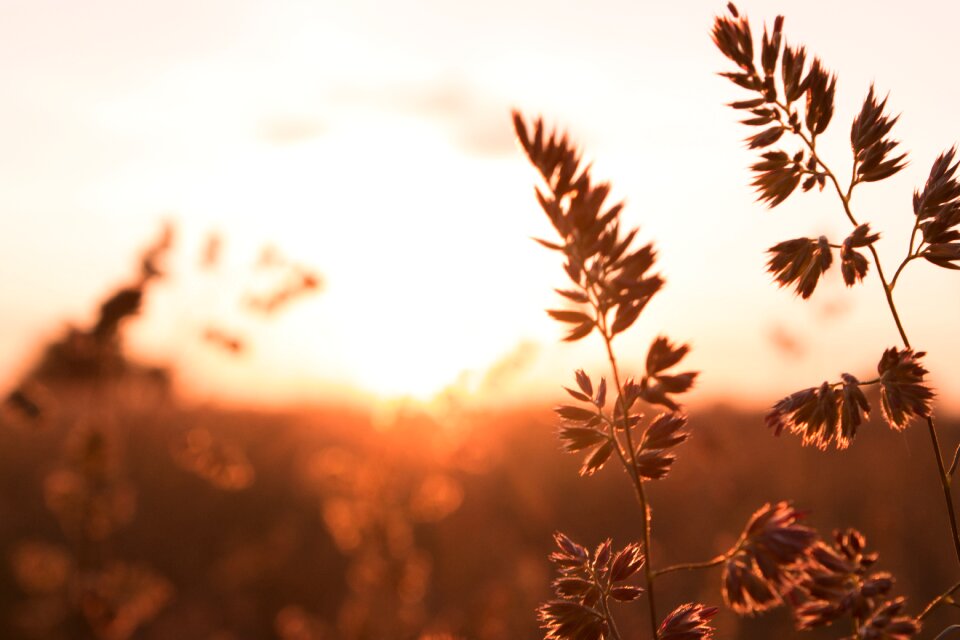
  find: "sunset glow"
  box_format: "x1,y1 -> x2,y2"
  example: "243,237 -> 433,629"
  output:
3,0 -> 960,410
7,3 -> 960,638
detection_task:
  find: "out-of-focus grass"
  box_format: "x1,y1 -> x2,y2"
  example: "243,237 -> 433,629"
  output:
0,383 -> 954,639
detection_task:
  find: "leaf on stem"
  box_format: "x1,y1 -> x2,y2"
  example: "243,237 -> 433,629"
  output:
580,441 -> 615,476
781,43 -> 808,103
641,413 -> 690,451
841,224 -> 879,285
630,413 -> 690,480
878,347 -> 934,430
609,542 -> 645,583
640,337 -> 698,410
609,585 -> 643,602
556,288 -> 589,303
914,149 -> 960,271
563,387 -> 591,403
555,387 -> 614,468
575,369 -> 593,396
633,448 -> 677,480
541,534 -> 645,640
712,4 -> 755,73
557,427 -> 607,453
658,603 -> 719,640
555,405 -> 598,422
803,58 -> 836,136
513,113 -> 585,201
751,151 -> 803,207
610,299 -> 647,336
914,147 -> 960,221
795,529 -> 888,628
515,111 -> 665,344
723,557 -> 780,615
723,502 -> 816,615
861,599 -> 921,640
740,106 -> 777,127
534,237 -> 565,251
839,374 -> 871,442
921,243 -> 960,270
564,320 -> 595,342
767,235 -> 833,298
538,600 -> 606,640
553,532 -> 589,564
851,85 -> 907,183
795,530 -> 918,638
547,309 -> 592,325
646,336 -> 690,376
595,378 -> 607,408
748,125 -> 785,149
760,15 -> 784,80
765,375 -> 869,450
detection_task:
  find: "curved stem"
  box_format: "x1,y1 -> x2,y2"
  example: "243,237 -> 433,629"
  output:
935,626 -> 960,640
601,331 -> 659,639
920,580 -> 960,621
599,596 -> 624,640
949,444 -> 960,479
653,555 -> 727,578
890,254 -> 919,290
891,216 -> 924,291
778,105 -> 960,568
825,165 -> 960,566
926,414 -> 960,566
789,121 -> 912,347
588,563 -> 624,640
580,271 -> 660,639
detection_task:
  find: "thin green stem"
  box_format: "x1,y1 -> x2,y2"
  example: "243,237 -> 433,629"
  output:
579,268 -> 660,639
890,254 -> 919,290
890,214 -> 925,291
949,444 -> 960,479
926,414 -> 960,565
825,377 -> 880,390
587,563 -> 624,640
653,554 -> 727,578
788,120 -> 912,347
920,580 -> 960,621
601,327 -> 659,639
935,626 -> 960,640
599,595 -> 624,640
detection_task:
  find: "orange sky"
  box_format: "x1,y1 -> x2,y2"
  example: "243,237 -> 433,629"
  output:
3,0 -> 960,412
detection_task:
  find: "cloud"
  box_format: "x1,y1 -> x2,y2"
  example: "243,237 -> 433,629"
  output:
258,117 -> 327,145
766,323 -> 806,360
479,340 -> 540,394
328,81 -> 517,157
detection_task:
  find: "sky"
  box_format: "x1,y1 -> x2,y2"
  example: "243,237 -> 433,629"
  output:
3,0 -> 960,412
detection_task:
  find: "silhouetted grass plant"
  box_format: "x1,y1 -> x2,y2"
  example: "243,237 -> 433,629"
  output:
714,1 -> 960,635
513,113 -> 839,639
512,5 -> 960,628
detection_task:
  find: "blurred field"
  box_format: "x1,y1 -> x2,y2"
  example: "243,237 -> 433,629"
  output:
1,374 -> 957,639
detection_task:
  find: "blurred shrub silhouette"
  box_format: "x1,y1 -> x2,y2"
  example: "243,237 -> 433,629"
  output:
1,223 -> 326,639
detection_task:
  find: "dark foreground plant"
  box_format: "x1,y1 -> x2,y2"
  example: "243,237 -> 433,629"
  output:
512,112 -> 913,638
714,0 -> 958,634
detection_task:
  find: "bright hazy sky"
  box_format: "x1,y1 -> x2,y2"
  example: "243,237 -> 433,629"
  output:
3,0 -> 960,411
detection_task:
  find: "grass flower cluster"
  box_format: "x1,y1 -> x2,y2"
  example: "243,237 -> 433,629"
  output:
514,5 -> 960,637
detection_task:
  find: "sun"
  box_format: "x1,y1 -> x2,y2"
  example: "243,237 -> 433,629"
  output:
148,111 -> 552,404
